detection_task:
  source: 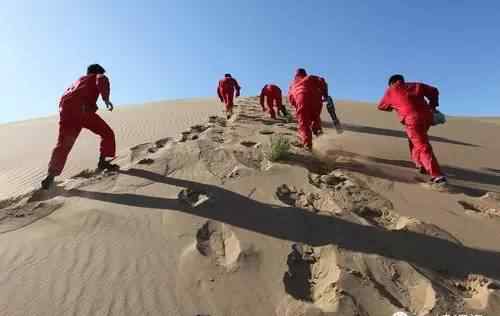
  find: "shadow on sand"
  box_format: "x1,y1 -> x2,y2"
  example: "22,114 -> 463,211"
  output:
319,148 -> 499,197
61,168 -> 500,281
340,123 -> 479,148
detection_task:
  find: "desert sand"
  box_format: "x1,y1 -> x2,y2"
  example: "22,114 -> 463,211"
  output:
0,97 -> 499,316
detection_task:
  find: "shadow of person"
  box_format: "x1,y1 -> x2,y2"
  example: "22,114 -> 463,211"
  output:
62,168 -> 500,281
340,123 -> 480,148
320,149 -> 499,197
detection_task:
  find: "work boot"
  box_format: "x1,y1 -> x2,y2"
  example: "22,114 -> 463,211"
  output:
313,129 -> 323,137
97,156 -> 119,171
41,174 -> 55,190
417,166 -> 427,175
430,176 -> 447,184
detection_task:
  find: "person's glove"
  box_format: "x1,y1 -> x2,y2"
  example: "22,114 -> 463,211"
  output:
105,101 -> 114,112
235,91 -> 240,98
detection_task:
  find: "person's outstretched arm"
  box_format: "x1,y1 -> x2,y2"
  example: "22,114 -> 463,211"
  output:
234,79 -> 241,97
320,77 -> 329,101
377,89 -> 393,112
259,88 -> 266,110
217,82 -> 223,102
97,74 -> 113,111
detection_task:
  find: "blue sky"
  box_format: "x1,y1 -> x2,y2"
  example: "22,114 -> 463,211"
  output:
2,1 -> 499,123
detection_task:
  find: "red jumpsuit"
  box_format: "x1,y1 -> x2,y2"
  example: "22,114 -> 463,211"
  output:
217,77 -> 241,113
378,82 -> 442,177
48,74 -> 116,176
259,84 -> 283,119
288,74 -> 325,149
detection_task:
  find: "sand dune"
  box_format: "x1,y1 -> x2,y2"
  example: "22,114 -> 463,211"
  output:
0,98 -> 223,200
1,97 -> 499,316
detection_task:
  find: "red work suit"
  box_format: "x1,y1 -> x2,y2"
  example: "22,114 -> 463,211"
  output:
378,82 -> 442,177
217,77 -> 241,113
288,75 -> 325,149
259,84 -> 283,119
48,74 -> 116,176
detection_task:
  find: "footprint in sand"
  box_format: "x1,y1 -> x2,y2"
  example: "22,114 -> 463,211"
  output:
259,129 -> 274,135
196,220 -> 242,269
458,193 -> 500,218
208,116 -> 227,127
71,169 -> 97,179
276,184 -> 320,213
280,242 -> 445,316
0,197 -> 65,233
452,275 -> 500,311
309,170 -> 397,227
155,137 -> 172,148
240,141 -> 258,148
137,158 -> 155,165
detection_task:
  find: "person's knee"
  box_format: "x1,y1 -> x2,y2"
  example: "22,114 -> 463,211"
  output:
419,143 -> 433,155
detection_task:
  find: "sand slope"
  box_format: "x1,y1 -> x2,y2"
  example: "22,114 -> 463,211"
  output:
1,97 -> 500,316
0,98 -> 223,200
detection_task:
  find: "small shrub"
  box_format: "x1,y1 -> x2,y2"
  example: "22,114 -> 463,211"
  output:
268,135 -> 291,161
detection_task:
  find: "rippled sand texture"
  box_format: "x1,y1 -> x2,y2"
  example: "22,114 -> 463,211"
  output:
1,97 -> 500,316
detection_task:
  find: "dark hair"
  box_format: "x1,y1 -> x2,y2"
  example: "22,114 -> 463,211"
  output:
224,73 -> 232,78
87,64 -> 106,75
296,68 -> 307,76
388,74 -> 405,86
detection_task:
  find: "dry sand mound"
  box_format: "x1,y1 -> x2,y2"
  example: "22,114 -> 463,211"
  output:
1,97 -> 500,315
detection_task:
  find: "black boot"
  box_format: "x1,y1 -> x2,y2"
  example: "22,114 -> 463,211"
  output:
280,106 -> 289,117
97,156 -> 119,171
41,174 -> 55,190
417,166 -> 427,175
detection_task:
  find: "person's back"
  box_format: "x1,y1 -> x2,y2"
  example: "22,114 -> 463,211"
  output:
290,75 -> 324,103
380,81 -> 438,125
219,77 -> 239,93
60,73 -> 110,119
264,84 -> 281,95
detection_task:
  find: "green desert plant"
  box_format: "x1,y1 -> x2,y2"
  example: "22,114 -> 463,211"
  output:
268,135 -> 291,161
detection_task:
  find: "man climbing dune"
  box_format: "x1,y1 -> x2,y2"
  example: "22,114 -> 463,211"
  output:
41,64 -> 118,190
217,73 -> 241,119
259,84 -> 288,119
288,68 -> 326,150
378,74 -> 446,184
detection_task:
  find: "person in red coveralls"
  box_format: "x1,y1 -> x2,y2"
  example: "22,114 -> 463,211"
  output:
41,64 -> 117,189
217,73 -> 241,119
288,68 -> 327,150
378,74 -> 446,184
259,84 -> 288,119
